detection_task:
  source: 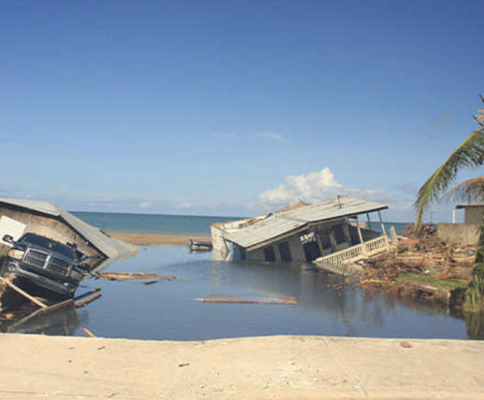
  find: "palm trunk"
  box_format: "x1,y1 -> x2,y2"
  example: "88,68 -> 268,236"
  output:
464,218 -> 484,312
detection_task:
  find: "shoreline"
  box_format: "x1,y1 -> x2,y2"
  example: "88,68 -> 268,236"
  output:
108,231 -> 212,246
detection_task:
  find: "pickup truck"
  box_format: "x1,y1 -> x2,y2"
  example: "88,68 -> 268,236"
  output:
1,233 -> 89,298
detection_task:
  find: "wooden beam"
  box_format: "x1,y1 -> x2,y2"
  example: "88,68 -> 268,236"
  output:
0,276 -> 47,308
366,213 -> 372,230
74,293 -> 102,308
74,287 -> 101,301
355,215 -> 364,243
378,210 -> 388,237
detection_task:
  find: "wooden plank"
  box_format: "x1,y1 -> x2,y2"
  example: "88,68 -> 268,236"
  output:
82,328 -> 96,337
96,272 -> 177,281
196,296 -> 297,305
74,287 -> 101,301
74,293 -> 102,308
0,276 -> 47,308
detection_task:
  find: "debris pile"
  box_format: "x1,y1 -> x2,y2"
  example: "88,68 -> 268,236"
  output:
361,227 -> 475,309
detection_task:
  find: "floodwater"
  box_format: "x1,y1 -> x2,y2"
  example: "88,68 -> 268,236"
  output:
9,246 -> 483,340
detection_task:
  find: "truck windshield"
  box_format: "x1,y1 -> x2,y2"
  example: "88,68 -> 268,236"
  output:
19,233 -> 75,259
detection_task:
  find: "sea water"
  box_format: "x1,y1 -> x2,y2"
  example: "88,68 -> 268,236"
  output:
72,211 -> 410,236
10,212 -> 476,340
15,246 -> 474,340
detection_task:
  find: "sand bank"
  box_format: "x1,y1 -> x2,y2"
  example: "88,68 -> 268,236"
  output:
108,232 -> 211,246
0,334 -> 482,399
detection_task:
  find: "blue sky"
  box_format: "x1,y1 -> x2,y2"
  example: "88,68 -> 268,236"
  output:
0,0 -> 483,221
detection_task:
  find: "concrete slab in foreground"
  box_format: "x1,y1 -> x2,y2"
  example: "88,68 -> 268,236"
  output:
0,334 -> 483,399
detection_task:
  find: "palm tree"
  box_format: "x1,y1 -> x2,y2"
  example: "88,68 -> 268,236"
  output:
415,96 -> 484,312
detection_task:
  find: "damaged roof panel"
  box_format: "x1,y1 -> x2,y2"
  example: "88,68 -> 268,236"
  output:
224,196 -> 388,250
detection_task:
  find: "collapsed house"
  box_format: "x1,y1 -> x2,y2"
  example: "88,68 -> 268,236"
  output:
211,196 -> 394,273
0,198 -> 137,271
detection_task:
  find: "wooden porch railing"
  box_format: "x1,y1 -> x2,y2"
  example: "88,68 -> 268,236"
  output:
315,235 -> 390,274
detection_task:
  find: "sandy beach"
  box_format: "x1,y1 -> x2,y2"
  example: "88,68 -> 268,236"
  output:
108,232 -> 212,246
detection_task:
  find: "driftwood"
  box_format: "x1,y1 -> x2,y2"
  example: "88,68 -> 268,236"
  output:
82,328 -> 96,337
196,296 -> 297,305
74,288 -> 101,301
96,272 -> 178,282
0,276 -> 47,309
75,293 -> 102,308
142,280 -> 159,285
7,299 -> 74,332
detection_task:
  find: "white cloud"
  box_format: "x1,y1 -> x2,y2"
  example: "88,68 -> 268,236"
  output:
140,201 -> 153,209
258,131 -> 288,142
258,167 -> 393,207
259,184 -> 293,204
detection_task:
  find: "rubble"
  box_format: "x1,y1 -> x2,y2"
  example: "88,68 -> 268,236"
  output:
360,225 -> 474,310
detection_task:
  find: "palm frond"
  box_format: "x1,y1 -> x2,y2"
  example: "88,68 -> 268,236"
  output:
475,94 -> 484,127
444,176 -> 484,203
415,127 -> 484,227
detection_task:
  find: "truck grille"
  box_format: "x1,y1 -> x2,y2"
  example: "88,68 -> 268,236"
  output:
48,257 -> 70,276
24,249 -> 48,269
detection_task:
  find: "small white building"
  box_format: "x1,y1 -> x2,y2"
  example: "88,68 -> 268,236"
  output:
453,204 -> 484,224
211,196 -> 391,267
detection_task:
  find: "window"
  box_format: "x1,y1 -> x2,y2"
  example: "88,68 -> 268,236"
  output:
263,246 -> 276,262
278,242 -> 292,262
333,224 -> 346,244
319,229 -> 332,249
303,241 -> 321,262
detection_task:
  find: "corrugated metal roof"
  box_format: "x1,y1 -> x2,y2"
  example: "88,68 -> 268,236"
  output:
0,198 -> 136,260
224,196 -> 388,250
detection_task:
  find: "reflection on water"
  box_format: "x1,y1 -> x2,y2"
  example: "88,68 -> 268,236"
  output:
2,304 -> 80,335
3,246 -> 483,340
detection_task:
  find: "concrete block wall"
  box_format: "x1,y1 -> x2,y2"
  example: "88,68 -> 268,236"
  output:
436,223 -> 480,247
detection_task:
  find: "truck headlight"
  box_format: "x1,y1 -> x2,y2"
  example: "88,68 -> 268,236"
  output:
7,249 -> 25,260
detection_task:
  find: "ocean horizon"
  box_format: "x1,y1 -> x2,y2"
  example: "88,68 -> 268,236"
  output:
72,211 -> 411,236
